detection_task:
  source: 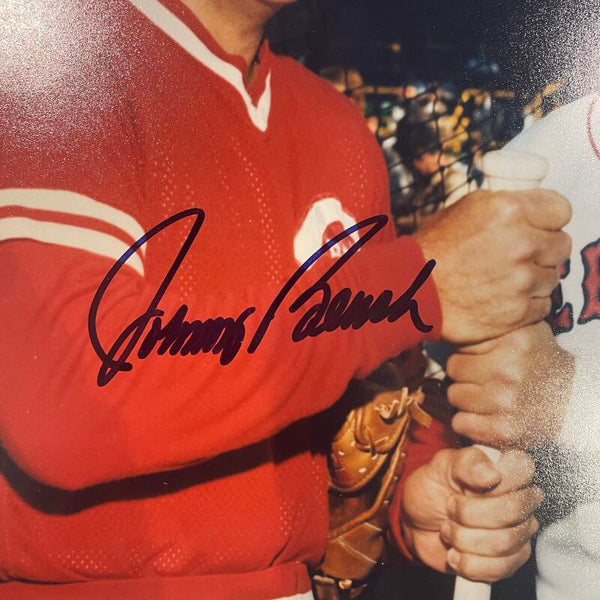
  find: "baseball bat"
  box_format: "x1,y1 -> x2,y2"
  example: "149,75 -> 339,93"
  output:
452,149 -> 549,600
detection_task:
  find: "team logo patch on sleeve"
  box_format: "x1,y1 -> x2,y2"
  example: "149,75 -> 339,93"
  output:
294,197 -> 359,265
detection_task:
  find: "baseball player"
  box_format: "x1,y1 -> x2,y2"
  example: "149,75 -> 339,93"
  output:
447,94 -> 600,599
0,0 -> 570,598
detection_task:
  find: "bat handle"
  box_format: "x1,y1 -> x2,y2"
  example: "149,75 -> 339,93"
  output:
482,150 -> 549,192
452,150 -> 548,600
453,573 -> 494,600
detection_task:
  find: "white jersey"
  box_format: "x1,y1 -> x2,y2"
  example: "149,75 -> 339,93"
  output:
507,95 -> 600,600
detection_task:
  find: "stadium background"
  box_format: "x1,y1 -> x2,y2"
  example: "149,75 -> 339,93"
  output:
266,1 -> 600,598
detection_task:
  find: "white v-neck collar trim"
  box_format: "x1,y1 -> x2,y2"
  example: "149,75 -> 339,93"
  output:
127,0 -> 272,132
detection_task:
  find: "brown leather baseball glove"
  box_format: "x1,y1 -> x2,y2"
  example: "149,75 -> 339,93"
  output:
312,347 -> 444,600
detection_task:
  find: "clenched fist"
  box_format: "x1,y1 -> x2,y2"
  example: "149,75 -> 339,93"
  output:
447,321 -> 575,448
401,447 -> 542,583
414,189 -> 571,344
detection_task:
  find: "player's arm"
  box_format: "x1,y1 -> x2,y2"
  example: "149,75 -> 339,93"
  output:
1,166 -> 571,492
1,207 -> 442,491
0,57 -> 571,493
0,183 -> 571,492
0,88 -> 448,492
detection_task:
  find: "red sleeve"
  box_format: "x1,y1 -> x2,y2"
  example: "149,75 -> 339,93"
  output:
0,17 -> 442,491
1,228 -> 440,490
388,416 -> 456,560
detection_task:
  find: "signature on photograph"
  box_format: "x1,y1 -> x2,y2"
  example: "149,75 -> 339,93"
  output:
88,208 -> 436,386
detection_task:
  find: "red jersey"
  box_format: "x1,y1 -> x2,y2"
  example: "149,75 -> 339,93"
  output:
0,1 -> 444,598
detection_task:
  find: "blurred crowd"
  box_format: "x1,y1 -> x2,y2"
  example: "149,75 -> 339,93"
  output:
319,66 -> 565,235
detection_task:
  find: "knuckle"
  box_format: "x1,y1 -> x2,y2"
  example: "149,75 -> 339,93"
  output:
456,555 -> 479,581
541,296 -> 552,317
524,542 -> 533,563
533,486 -> 546,507
511,236 -> 537,261
556,194 -> 573,225
487,566 -> 507,583
498,529 -> 520,554
546,268 -> 561,290
523,453 -> 536,479
475,530 -> 511,557
518,492 -> 537,518
517,544 -> 533,572
511,522 -> 535,551
470,189 -> 490,203
525,297 -> 551,323
503,544 -> 531,579
513,300 -> 532,325
507,360 -> 526,384
512,266 -> 534,292
497,195 -> 522,221
512,451 -> 535,482
564,232 -> 573,257
463,557 -> 502,583
497,417 -> 519,444
556,231 -> 573,261
500,386 -> 518,411
515,487 -> 543,516
503,496 -> 525,525
500,360 -> 525,384
528,296 -> 552,326
496,554 -> 527,581
514,518 -> 540,547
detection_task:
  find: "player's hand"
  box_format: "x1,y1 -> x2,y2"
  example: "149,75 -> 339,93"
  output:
414,189 -> 572,344
401,447 -> 542,582
447,321 -> 575,448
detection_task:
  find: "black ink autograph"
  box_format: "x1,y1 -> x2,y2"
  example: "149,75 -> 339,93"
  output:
88,208 -> 436,386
